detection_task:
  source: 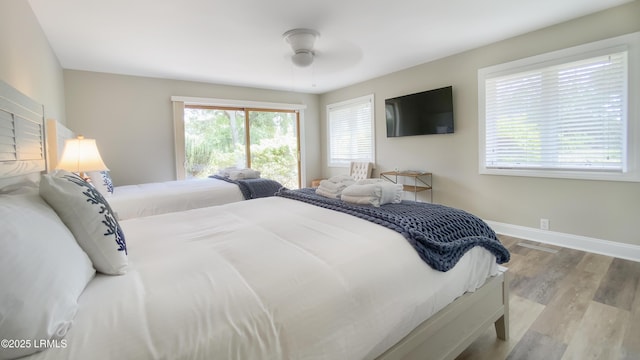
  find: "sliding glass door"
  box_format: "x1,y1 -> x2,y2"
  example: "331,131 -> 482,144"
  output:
248,110 -> 300,189
184,106 -> 300,188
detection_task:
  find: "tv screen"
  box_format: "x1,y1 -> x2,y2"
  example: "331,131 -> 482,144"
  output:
385,86 -> 454,137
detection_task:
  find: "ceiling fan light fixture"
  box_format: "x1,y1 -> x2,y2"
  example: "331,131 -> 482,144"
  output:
283,28 -> 319,67
291,50 -> 314,67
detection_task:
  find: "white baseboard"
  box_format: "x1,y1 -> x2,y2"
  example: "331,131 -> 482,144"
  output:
484,220 -> 640,262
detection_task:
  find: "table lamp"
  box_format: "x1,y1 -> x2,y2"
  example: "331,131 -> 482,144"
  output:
56,135 -> 109,180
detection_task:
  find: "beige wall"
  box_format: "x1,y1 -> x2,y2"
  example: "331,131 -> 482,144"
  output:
320,2 -> 640,246
63,70 -> 321,186
0,0 -> 66,125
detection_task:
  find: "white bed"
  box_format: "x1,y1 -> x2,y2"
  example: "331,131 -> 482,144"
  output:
45,120 -> 246,219
1,80 -> 510,360
28,197 -> 502,360
105,178 -> 244,220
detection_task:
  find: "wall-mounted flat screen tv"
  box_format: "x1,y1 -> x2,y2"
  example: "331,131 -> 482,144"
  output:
385,86 -> 454,137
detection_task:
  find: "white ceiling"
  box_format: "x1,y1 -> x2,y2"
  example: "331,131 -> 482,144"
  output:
28,0 -> 631,94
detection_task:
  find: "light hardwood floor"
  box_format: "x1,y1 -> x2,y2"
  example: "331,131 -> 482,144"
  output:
456,235 -> 640,360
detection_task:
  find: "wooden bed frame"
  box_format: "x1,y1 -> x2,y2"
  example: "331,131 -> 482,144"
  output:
378,268 -> 509,360
1,79 -> 510,360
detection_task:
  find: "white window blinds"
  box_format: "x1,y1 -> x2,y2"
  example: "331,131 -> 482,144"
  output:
327,95 -> 374,167
484,51 -> 627,172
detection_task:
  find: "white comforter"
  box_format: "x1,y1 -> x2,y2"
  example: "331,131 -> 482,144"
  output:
29,197 -> 497,360
107,178 -> 244,220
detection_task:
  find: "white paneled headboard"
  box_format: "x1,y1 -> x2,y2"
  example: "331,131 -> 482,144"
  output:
0,80 -> 45,179
46,118 -> 75,171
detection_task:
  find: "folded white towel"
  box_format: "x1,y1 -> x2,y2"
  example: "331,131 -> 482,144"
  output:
318,178 -> 355,192
340,194 -> 378,205
355,179 -> 386,185
315,187 -> 341,199
217,166 -> 238,177
378,183 -> 403,205
326,175 -> 355,183
341,183 -> 380,197
341,182 -> 403,207
229,168 -> 261,180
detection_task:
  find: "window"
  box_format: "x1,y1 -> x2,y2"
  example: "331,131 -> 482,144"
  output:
478,32 -> 640,182
183,106 -> 248,176
172,97 -> 306,188
327,94 -> 375,167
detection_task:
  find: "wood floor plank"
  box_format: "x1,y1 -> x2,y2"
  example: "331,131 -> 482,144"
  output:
506,330 -> 567,360
503,246 -> 554,278
593,258 -> 640,311
509,246 -> 584,305
456,238 -> 640,360
529,241 -> 564,252
621,309 -> 640,360
561,301 -> 630,360
529,268 -> 602,344
621,282 -> 640,358
458,238 -> 640,360
576,252 -> 613,276
498,235 -> 520,249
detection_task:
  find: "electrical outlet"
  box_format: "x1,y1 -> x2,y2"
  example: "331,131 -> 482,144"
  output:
540,218 -> 550,230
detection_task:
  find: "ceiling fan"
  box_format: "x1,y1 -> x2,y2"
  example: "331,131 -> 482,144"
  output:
282,28 -> 320,67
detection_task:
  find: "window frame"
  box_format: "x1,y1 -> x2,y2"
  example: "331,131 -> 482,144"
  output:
171,96 -> 306,185
326,94 -> 375,168
478,31 -> 640,182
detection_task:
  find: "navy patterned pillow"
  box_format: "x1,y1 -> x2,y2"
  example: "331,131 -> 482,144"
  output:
88,171 -> 114,196
40,171 -> 127,275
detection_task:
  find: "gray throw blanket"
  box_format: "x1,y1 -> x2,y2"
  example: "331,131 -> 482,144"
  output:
210,175 -> 283,200
276,188 -> 510,272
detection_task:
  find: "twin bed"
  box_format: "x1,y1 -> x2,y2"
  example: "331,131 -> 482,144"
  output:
46,120 -> 286,220
92,178 -> 244,220
0,80 -> 510,360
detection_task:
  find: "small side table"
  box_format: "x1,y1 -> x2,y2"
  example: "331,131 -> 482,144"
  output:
380,171 -> 432,202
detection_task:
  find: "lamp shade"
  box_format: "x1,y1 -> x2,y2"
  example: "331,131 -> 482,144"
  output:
56,136 -> 109,173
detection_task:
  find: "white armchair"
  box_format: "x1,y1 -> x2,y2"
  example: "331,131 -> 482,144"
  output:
349,162 -> 373,181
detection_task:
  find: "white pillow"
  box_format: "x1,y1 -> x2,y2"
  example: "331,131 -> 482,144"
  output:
40,171 -> 128,275
87,170 -> 114,196
0,173 -> 39,195
0,193 -> 95,359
